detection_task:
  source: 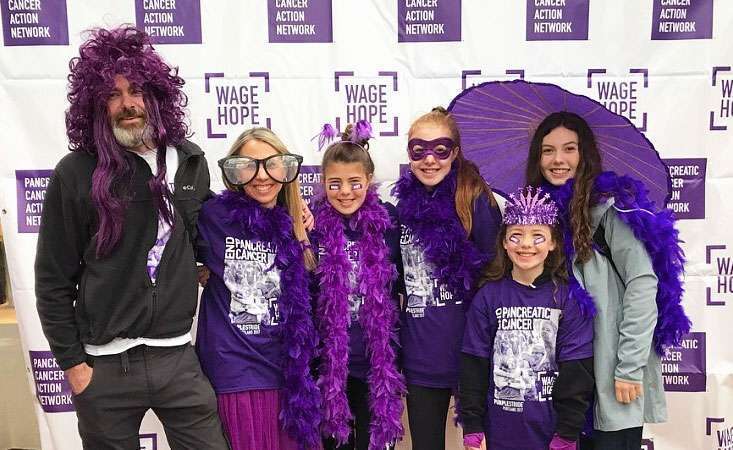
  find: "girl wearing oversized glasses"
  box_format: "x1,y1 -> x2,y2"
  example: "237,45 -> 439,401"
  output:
195,127 -> 321,450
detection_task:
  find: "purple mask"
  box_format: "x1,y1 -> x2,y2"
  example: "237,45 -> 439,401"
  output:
407,138 -> 456,161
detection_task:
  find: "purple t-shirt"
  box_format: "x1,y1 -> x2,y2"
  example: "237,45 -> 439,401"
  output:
195,196 -> 285,393
399,194 -> 500,388
462,277 -> 593,450
316,204 -> 403,381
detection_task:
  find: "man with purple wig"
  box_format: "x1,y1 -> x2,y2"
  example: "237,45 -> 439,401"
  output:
35,26 -> 229,449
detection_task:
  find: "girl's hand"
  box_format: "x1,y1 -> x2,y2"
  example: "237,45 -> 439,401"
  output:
463,441 -> 486,450
614,379 -> 643,404
302,203 -> 314,231
463,433 -> 486,450
197,265 -> 211,287
549,434 -> 577,450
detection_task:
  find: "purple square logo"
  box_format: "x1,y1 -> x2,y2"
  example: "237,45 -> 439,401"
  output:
1,0 -> 68,46
204,72 -> 272,139
587,68 -> 649,131
268,0 -> 332,43
460,68 -> 525,90
661,332 -> 706,392
16,169 -> 52,233
139,433 -> 158,450
651,0 -> 713,40
135,0 -> 202,44
398,0 -> 461,43
710,66 -> 732,131
707,417 -> 732,449
705,244 -> 731,307
663,158 -> 706,219
526,0 -> 589,41
333,71 -> 400,137
641,439 -> 654,450
298,165 -> 322,205
29,350 -> 74,413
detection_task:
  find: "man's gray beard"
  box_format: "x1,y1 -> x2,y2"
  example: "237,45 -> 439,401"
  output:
112,122 -> 153,149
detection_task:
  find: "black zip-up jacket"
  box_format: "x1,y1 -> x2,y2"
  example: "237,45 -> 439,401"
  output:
35,140 -> 210,370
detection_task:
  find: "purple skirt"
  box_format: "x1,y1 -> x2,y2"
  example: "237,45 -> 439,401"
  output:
217,389 -> 300,450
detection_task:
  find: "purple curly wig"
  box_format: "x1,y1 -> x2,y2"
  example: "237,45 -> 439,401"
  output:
65,25 -> 189,257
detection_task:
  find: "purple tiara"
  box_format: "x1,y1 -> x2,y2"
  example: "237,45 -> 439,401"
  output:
503,186 -> 558,226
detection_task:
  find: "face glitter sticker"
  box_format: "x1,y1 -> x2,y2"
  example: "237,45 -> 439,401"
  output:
327,182 -> 364,191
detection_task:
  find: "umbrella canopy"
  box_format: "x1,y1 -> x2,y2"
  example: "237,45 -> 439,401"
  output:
448,80 -> 671,207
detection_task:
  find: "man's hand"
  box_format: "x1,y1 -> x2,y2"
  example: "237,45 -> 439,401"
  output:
615,380 -> 643,404
302,203 -> 314,232
197,265 -> 211,287
65,362 -> 93,395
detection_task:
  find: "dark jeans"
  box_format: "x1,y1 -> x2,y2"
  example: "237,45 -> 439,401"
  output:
579,427 -> 643,450
72,344 -> 229,450
406,384 -> 452,450
323,376 -> 395,450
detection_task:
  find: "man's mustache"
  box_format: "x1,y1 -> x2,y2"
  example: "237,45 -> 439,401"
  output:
114,107 -> 146,123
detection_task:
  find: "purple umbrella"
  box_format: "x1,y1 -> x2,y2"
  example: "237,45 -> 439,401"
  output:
447,80 -> 671,207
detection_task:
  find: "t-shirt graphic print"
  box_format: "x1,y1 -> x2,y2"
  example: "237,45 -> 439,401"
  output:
223,237 -> 281,335
493,307 -> 560,412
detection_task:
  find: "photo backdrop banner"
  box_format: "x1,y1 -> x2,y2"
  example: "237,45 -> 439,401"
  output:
1,1 -> 731,449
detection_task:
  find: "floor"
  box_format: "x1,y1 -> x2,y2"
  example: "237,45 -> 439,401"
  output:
0,305 -> 41,450
0,301 -> 468,450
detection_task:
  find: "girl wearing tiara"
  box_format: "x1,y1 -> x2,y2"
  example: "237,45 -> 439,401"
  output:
195,128 -> 321,450
459,186 -> 594,450
313,121 -> 405,450
391,107 -> 501,450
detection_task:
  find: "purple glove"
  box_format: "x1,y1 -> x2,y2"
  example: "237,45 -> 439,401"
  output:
463,432 -> 484,448
549,434 -> 577,450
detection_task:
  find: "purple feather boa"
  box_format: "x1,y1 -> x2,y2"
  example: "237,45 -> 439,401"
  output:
546,172 -> 691,354
314,186 -> 405,449
218,190 -> 322,450
391,168 -> 487,304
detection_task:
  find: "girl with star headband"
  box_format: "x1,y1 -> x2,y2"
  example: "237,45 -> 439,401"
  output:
459,186 -> 595,450
311,121 -> 405,450
391,107 -> 502,450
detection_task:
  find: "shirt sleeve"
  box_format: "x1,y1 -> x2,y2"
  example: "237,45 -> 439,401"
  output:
459,353 -> 490,435
384,202 -> 405,363
462,286 -> 493,358
188,156 -> 212,261
556,285 -> 594,363
384,202 -> 406,312
470,193 -> 501,262
553,357 -> 594,441
604,208 -> 658,383
34,166 -> 88,370
195,200 -> 215,266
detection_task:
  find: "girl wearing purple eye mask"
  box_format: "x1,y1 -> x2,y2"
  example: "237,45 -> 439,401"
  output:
390,107 -> 502,450
312,121 -> 405,450
458,186 -> 595,450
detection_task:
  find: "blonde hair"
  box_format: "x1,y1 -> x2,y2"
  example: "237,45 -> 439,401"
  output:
225,127 -> 316,270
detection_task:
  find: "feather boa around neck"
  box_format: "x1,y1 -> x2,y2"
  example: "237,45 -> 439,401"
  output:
391,168 -> 487,304
545,172 -> 691,355
218,190 -> 321,449
314,186 -> 405,449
